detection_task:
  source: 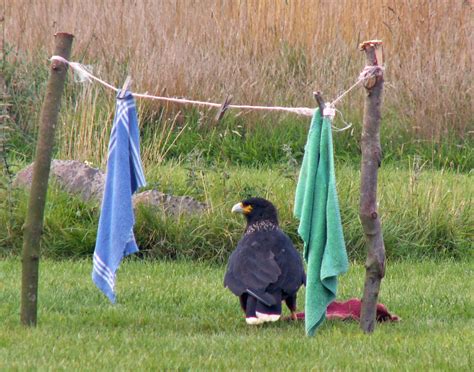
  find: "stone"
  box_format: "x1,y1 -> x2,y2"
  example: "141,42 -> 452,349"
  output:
13,160 -> 105,201
133,189 -> 207,215
13,159 -> 206,215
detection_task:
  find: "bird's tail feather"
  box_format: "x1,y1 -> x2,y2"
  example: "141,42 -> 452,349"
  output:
246,289 -> 275,307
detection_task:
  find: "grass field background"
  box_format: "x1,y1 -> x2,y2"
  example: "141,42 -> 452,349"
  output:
0,259 -> 472,370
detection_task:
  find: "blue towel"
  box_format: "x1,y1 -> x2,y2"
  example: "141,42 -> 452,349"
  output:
92,91 -> 146,303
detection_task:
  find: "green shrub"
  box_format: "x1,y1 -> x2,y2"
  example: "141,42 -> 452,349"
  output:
1,163 -> 471,262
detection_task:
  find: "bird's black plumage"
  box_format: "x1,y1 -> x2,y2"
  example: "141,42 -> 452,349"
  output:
224,197 -> 305,323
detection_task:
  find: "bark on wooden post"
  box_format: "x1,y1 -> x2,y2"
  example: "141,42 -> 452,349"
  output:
358,40 -> 385,333
21,32 -> 74,326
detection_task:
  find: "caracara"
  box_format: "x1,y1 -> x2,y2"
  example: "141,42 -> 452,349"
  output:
224,197 -> 305,325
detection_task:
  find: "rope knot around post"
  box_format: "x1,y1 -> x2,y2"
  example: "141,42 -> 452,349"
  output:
359,40 -> 384,90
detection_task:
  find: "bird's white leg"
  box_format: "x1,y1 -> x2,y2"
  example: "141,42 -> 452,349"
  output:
245,296 -> 265,325
255,300 -> 281,322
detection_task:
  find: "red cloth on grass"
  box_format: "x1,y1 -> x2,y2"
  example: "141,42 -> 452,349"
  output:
293,298 -> 400,322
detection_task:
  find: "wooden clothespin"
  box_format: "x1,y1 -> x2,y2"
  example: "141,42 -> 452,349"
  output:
313,91 -> 335,118
215,94 -> 233,122
119,75 -> 132,98
313,91 -> 326,113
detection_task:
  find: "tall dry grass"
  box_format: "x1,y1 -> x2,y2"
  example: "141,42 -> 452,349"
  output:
3,0 -> 473,156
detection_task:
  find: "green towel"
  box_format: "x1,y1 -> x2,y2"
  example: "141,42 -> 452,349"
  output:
294,108 -> 349,336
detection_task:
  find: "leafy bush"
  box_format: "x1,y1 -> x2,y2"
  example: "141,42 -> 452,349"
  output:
1,163 -> 471,262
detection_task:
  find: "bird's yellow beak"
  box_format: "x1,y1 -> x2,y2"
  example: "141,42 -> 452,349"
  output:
231,202 -> 253,214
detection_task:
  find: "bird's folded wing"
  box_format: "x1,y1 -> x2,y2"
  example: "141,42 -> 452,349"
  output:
225,240 -> 281,295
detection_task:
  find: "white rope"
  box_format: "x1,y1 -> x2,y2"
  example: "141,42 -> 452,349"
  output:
324,65 -> 384,131
51,55 -> 119,92
50,56 -> 383,123
330,65 -> 384,107
51,55 -> 314,117
332,108 -> 353,132
133,91 -> 315,116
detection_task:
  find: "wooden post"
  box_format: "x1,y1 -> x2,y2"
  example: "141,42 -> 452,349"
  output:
21,32 -> 74,326
358,40 -> 385,333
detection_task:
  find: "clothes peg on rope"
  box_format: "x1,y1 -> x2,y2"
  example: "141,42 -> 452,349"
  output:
313,91 -> 326,113
215,94 -> 233,122
313,91 -> 335,119
119,75 -> 132,98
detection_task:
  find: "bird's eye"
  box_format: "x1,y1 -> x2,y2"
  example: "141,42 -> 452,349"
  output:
242,204 -> 253,214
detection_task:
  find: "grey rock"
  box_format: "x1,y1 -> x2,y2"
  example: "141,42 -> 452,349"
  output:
14,159 -> 206,215
133,190 -> 206,215
13,160 -> 105,201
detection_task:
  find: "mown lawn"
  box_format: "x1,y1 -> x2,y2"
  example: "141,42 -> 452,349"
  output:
0,259 -> 472,370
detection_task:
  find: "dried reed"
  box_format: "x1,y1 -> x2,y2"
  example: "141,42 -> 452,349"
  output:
3,0 -> 473,156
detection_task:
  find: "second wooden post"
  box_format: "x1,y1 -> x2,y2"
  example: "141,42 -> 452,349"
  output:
358,40 -> 386,334
21,32 -> 74,326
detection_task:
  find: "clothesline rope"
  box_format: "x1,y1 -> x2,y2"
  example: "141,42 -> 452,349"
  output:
50,55 -> 383,120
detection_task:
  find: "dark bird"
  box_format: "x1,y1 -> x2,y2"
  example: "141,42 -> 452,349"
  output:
224,197 -> 305,325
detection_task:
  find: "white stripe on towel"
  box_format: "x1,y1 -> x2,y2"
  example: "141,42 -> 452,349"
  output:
93,252 -> 116,290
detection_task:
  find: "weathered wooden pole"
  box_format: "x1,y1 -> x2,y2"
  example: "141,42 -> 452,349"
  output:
21,32 -> 74,326
358,40 -> 385,333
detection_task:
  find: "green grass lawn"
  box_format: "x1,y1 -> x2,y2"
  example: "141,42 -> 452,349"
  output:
0,258 -> 472,370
